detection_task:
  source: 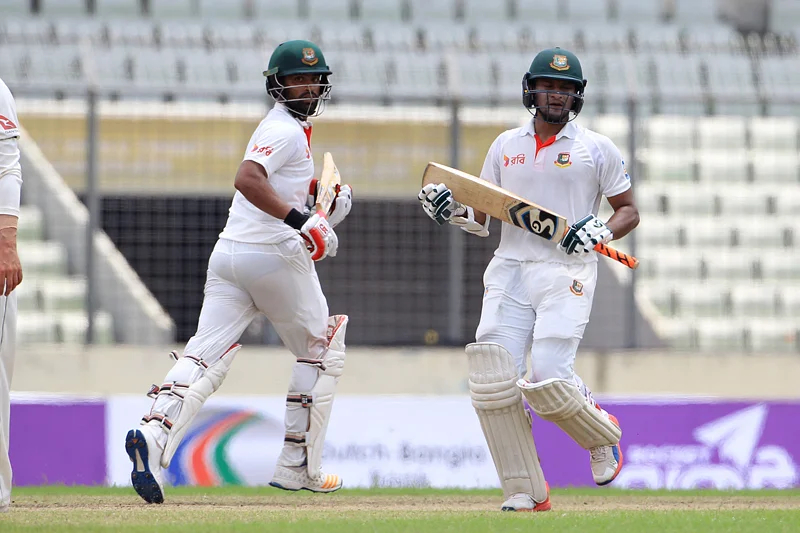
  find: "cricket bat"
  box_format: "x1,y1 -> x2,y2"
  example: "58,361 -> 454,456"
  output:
316,152 -> 341,216
422,162 -> 639,270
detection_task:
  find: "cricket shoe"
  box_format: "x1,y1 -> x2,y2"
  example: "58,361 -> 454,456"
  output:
590,413 -> 623,485
125,424 -> 166,503
269,465 -> 342,493
500,484 -> 551,512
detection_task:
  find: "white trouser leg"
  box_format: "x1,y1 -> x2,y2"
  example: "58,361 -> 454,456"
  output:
475,257 -> 535,378
0,293 -> 16,510
145,241 -> 256,456
230,238 -> 332,470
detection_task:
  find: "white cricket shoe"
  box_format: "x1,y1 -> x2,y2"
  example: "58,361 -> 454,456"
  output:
269,464 -> 342,493
500,486 -> 551,512
590,413 -> 623,485
125,424 -> 166,503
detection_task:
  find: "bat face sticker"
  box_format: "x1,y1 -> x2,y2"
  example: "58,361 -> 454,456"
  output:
507,203 -> 559,240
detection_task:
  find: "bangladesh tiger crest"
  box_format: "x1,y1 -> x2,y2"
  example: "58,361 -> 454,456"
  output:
555,152 -> 572,168
301,47 -> 319,66
570,280 -> 584,296
550,54 -> 569,71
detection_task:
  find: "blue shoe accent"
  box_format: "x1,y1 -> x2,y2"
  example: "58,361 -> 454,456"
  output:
611,444 -> 620,463
125,429 -> 164,504
269,481 -> 299,492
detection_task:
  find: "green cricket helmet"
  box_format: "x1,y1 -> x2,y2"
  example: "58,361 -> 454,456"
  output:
263,40 -> 333,118
522,47 -> 587,124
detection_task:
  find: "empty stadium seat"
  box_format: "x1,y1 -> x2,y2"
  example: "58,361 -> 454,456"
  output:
671,0 -> 717,26
747,319 -> 798,352
674,283 -> 730,317
39,277 -> 87,312
450,52 -> 497,101
360,0 -> 404,21
367,23 -> 418,51
579,24 -> 630,53
198,0 -> 249,20
40,0 -> 88,17
697,151 -> 749,182
654,319 -> 697,349
566,0 -> 610,23
408,0 -> 455,21
652,53 -> 706,114
702,251 -> 758,280
252,0 -> 300,20
18,241 -> 68,276
95,0 -> 143,17
637,249 -> 703,280
658,184 -> 718,216
751,152 -> 799,183
730,285 -> 780,317
696,319 -> 747,350
769,0 -> 800,34
780,288 -> 800,316
717,185 -> 773,215
17,312 -> 59,344
332,50 -> 388,100
697,116 -> 747,150
0,0 -> 31,16
14,281 -> 41,312
610,0 -> 664,25
387,52 -> 447,101
637,282 -> 676,316
735,218 -> 792,248
640,149 -> 695,182
632,24 -> 681,53
421,23 -> 471,51
761,252 -> 800,280
646,115 -> 695,149
705,56 -> 760,116
17,205 -> 45,241
635,216 -> 684,247
307,0 -> 356,21
683,25 -> 746,54
462,0 -> 511,22
749,117 -> 798,151
683,218 -> 734,248
57,311 -> 115,344
774,188 -> 800,215
517,0 -> 559,23
759,57 -> 800,116
157,21 -> 207,49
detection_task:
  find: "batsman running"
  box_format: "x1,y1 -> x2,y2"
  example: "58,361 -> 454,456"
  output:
125,40 -> 353,503
419,47 -> 639,511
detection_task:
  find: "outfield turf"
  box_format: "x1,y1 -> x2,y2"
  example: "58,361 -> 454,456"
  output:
2,486 -> 799,532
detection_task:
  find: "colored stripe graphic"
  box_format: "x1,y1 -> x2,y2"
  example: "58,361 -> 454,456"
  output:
214,414 -> 260,485
190,411 -> 257,486
169,411 -> 232,486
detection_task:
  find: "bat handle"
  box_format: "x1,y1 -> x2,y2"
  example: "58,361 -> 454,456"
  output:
594,243 -> 639,270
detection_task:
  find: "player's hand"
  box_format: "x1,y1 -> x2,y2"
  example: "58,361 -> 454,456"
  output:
559,214 -> 613,255
0,228 -> 22,295
327,184 -> 352,228
418,182 -> 465,225
304,178 -> 319,216
301,210 -> 338,261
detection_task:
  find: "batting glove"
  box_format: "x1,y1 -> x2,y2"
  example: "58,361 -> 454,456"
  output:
419,182 -> 465,225
300,210 -> 338,261
559,214 -> 614,256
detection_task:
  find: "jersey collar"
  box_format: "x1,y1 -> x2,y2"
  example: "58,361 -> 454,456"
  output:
272,102 -> 312,128
520,119 -> 578,141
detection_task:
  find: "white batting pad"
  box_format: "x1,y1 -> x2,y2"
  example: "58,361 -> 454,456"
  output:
466,342 -> 548,503
156,344 -> 242,468
517,377 -> 621,450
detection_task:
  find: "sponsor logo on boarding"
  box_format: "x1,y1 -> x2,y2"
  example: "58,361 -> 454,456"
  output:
0,114 -> 17,131
616,405 -> 799,490
503,153 -> 526,167
550,54 -> 569,71
555,152 -> 572,168
301,47 -> 319,66
569,279 -> 584,296
250,144 -> 273,156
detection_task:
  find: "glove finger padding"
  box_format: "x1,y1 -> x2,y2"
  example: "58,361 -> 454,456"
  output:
301,211 -> 337,261
419,183 -> 462,225
328,184 -> 352,228
559,214 -> 612,255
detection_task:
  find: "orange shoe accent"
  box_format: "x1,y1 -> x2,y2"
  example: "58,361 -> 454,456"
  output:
515,483 -> 551,512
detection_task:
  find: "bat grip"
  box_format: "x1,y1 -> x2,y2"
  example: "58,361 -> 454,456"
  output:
594,242 -> 639,270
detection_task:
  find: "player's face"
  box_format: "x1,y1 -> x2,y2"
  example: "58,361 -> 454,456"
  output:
533,78 -> 578,122
282,73 -> 324,103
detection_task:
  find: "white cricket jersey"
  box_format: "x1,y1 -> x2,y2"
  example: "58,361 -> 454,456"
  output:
0,78 -> 22,218
219,103 -> 314,244
479,119 -> 631,264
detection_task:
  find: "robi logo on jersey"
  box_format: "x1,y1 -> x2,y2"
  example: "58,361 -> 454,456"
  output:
250,144 -> 273,156
503,153 -> 526,167
0,114 -> 17,131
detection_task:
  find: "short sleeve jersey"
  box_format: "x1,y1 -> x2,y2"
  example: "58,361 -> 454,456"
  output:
219,103 -> 314,244
479,119 -> 631,264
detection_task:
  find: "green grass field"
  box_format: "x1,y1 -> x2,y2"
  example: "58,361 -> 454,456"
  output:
2,486 -> 799,532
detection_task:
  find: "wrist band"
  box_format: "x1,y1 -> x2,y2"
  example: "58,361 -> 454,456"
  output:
283,208 -> 309,231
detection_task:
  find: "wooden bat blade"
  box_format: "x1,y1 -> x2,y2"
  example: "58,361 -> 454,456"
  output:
316,152 -> 341,216
422,162 -> 639,270
423,162 -> 569,242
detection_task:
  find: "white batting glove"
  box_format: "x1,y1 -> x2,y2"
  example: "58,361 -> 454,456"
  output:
418,182 -> 465,225
559,214 -> 613,255
327,184 -> 352,228
300,210 -> 338,261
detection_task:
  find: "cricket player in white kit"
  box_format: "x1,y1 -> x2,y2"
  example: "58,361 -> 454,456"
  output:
125,40 -> 353,504
420,47 -> 639,511
0,77 -> 23,513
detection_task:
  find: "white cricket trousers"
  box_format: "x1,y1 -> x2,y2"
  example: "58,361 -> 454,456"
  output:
476,256 -> 597,390
0,292 -> 17,510
186,237 -> 329,362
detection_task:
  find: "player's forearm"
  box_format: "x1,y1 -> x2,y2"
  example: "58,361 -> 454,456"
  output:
605,205 -> 639,240
234,161 -> 293,220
